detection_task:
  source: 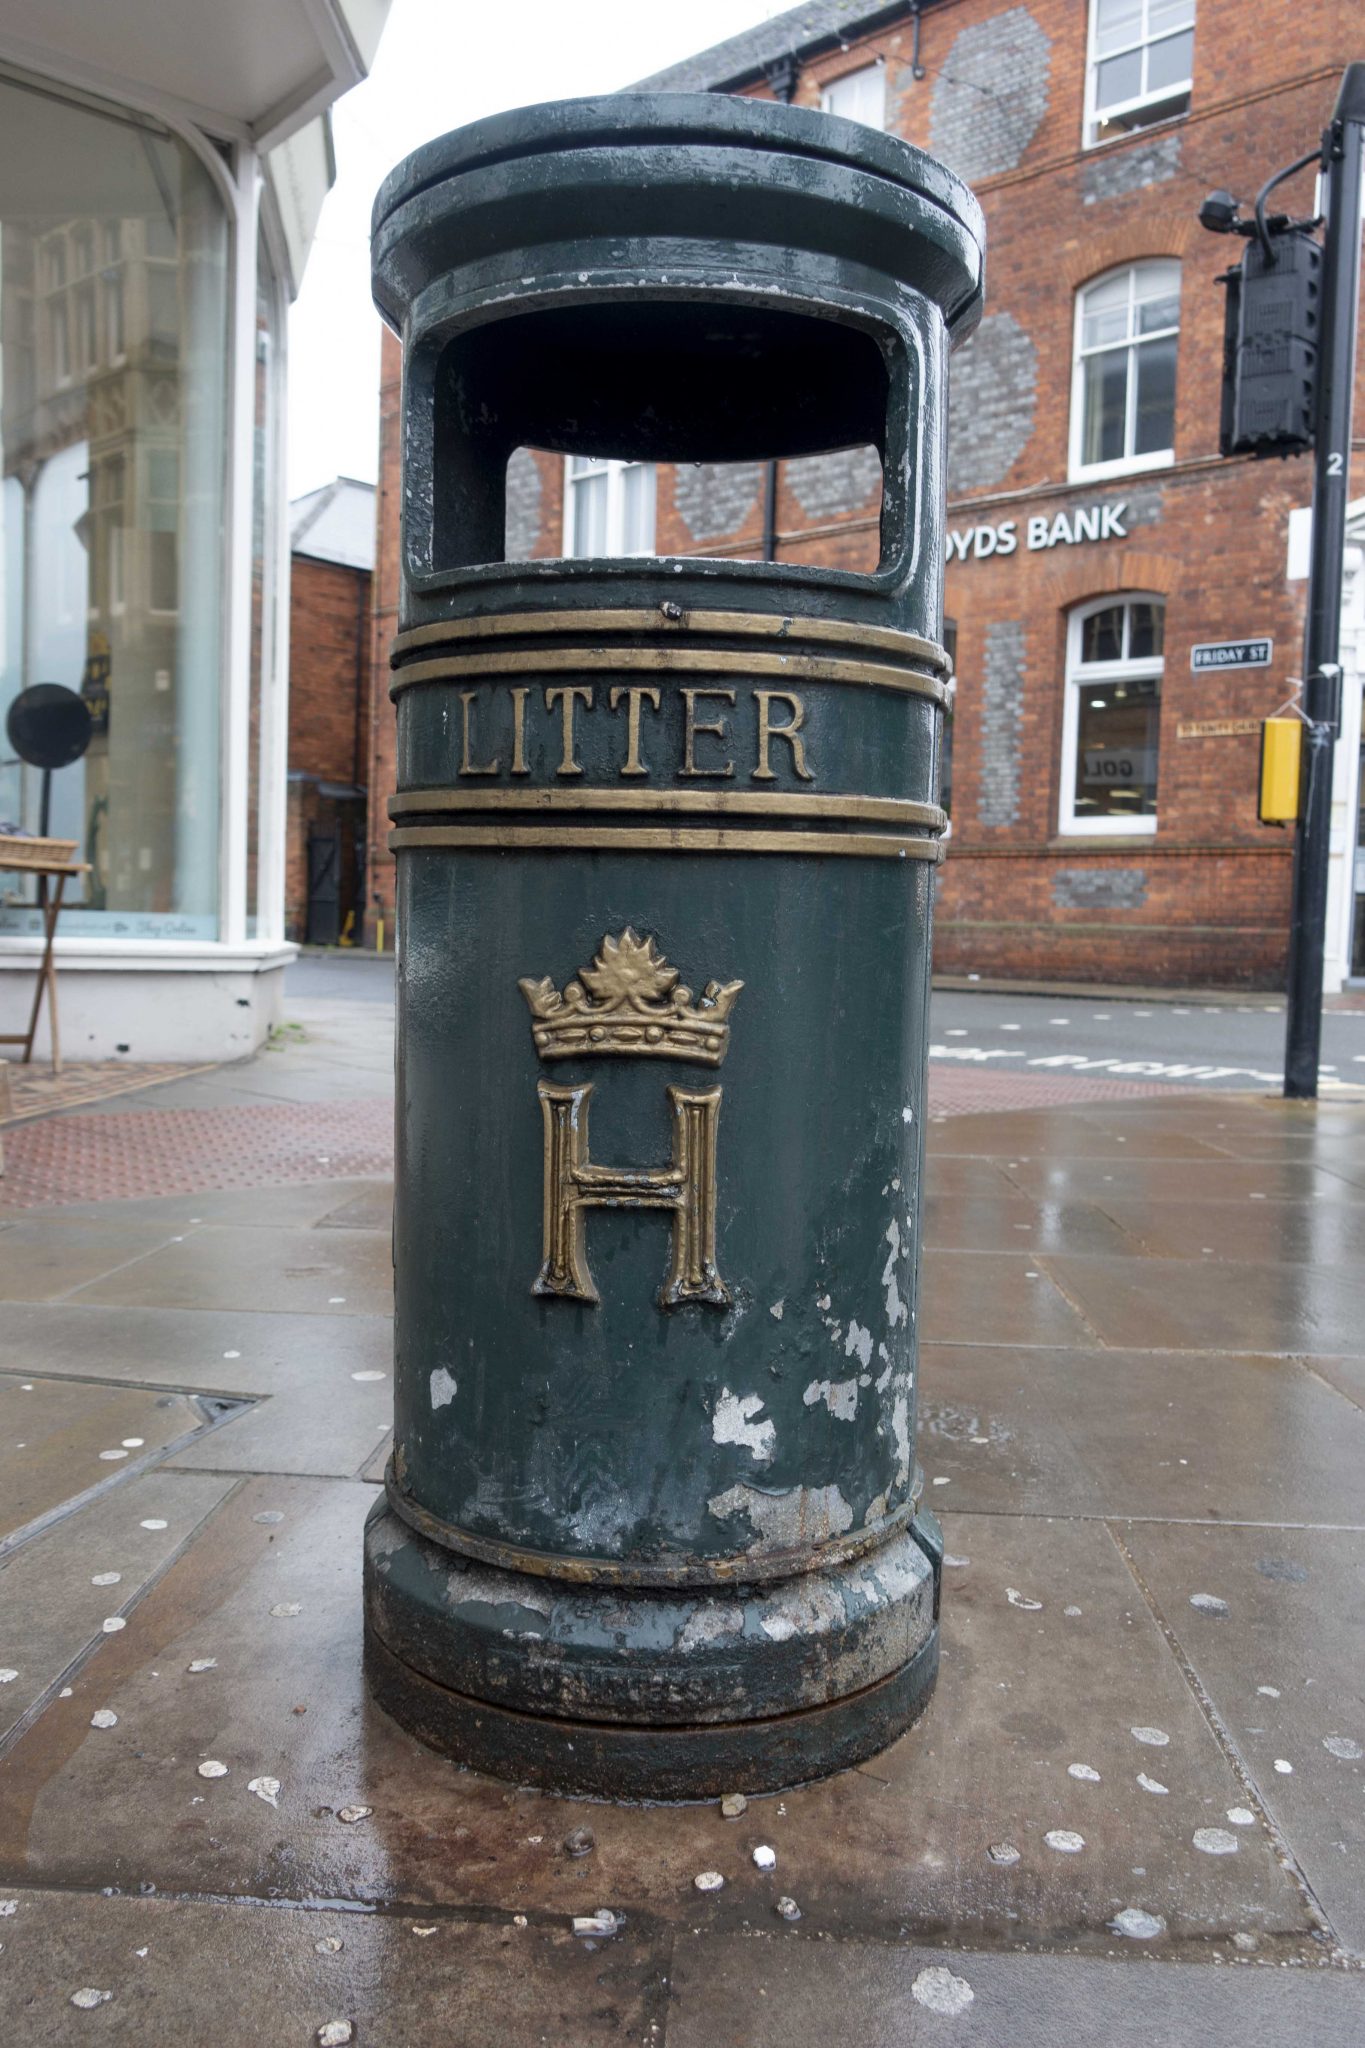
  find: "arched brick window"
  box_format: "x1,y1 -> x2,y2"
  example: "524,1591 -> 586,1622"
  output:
1070,261 -> 1180,481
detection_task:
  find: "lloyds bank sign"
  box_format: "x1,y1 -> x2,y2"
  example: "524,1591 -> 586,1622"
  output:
947,500 -> 1128,562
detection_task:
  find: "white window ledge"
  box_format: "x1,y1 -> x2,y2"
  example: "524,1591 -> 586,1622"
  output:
0,937 -> 297,974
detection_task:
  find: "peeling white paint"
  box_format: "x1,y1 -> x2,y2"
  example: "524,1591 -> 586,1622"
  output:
1067,1763 -> 1100,1782
707,1481 -> 855,1553
891,1390 -> 911,1488
430,1367 -> 457,1410
187,1659 -> 217,1673
802,1376 -> 859,1421
197,1760 -> 228,1779
1130,1726 -> 1169,1747
1193,1827 -> 1239,1856
248,1776 -> 281,1807
1226,1807 -> 1256,1826
881,1220 -> 909,1327
1274,1758 -> 1293,1774
676,1605 -> 744,1654
844,1321 -> 874,1369
712,1389 -> 776,1462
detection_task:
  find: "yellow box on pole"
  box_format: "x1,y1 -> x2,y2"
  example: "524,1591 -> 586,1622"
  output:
1259,717 -> 1302,824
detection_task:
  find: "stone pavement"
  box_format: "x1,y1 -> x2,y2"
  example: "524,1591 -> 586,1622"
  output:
1,996 -> 1363,2043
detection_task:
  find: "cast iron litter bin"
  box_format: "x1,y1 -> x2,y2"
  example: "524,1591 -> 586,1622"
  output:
364,93 -> 985,1798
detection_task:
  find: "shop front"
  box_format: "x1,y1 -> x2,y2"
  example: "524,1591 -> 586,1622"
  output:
0,3 -> 387,1059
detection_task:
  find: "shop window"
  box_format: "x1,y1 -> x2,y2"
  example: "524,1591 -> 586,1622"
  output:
1060,596 -> 1163,835
1086,0 -> 1194,147
1071,260 -> 1179,479
820,64 -> 886,130
564,457 -> 656,557
0,72 -> 228,938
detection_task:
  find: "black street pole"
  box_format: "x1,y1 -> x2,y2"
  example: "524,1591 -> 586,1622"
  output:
1284,63 -> 1365,1099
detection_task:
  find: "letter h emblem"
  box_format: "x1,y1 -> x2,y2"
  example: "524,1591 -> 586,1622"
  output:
534,1081 -> 729,1308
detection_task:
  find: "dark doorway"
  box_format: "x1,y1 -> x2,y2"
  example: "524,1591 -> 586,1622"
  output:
306,826 -> 342,946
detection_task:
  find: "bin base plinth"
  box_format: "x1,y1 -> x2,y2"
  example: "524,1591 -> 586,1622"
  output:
363,1500 -> 940,1799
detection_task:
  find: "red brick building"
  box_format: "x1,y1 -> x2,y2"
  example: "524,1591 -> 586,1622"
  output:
366,0 -> 1365,987
287,478 -> 374,944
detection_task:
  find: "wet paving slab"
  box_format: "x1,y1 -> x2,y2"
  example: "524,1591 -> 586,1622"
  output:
1120,1520 -> 1365,1955
0,1306 -> 393,1481
0,1218 -> 198,1302
0,1887 -> 666,2047
665,1932 -> 1364,2047
1,1077 -> 1362,2040
1040,1249 -> 1365,1355
918,1252 -> 1097,1347
0,1377 -> 215,1544
918,1343 -> 1365,1524
0,1483 -> 1323,1962
0,1471 -> 236,1746
68,1224 -> 393,1320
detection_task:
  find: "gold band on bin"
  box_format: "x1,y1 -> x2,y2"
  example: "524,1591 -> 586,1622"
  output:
389,823 -> 944,861
389,642 -> 948,703
389,787 -> 946,831
391,606 -> 949,672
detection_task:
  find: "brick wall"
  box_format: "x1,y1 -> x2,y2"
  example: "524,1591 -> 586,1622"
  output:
363,0 -> 1364,985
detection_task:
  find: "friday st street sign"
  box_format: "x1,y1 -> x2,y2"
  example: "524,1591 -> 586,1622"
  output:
1190,637 -> 1273,672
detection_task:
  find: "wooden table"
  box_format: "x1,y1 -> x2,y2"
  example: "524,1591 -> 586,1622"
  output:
0,858 -> 90,1075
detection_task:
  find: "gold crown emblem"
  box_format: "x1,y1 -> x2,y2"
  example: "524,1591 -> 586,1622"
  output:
519,929 -> 743,1067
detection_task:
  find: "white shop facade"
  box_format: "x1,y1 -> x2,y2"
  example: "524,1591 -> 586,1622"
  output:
0,1 -> 387,1059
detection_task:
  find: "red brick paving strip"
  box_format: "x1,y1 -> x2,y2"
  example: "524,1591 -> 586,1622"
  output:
0,1069 -> 1205,1209
0,1099 -> 394,1209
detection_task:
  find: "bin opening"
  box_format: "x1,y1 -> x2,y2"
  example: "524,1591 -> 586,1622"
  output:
428,300 -> 894,572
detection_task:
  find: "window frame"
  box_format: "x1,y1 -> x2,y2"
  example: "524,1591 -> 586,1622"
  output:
1069,259 -> 1180,483
1083,0 -> 1195,150
562,455 -> 657,558
1058,593 -> 1165,838
818,61 -> 886,130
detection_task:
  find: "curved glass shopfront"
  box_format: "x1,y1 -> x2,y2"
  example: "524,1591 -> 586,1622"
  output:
0,71 -> 228,938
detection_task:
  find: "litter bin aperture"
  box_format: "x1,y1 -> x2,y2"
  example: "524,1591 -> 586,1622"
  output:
363,94 -> 985,1799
